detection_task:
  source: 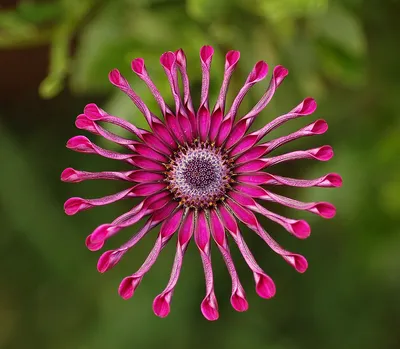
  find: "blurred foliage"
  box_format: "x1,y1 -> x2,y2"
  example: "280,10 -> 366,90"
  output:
1,0 -> 399,349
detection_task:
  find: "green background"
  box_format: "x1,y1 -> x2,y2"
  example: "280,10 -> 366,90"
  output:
1,0 -> 399,348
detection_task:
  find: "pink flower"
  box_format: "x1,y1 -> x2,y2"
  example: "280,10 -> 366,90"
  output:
62,46 -> 342,321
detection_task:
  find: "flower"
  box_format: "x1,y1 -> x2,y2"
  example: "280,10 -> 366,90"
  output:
62,46 -> 342,321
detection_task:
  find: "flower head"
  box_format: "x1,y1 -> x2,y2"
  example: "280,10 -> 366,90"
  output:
62,46 -> 342,320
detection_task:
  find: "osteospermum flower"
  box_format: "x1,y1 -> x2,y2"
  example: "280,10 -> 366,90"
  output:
62,46 -> 342,320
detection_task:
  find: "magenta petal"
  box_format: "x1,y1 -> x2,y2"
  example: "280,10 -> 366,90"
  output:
273,65 -> 289,85
248,61 -> 268,83
290,220 -> 311,239
131,58 -> 145,75
201,294 -> 219,321
218,204 -> 239,235
235,160 -> 265,173
313,145 -> 334,161
132,144 -> 167,162
160,51 -> 176,71
255,273 -> 276,299
196,211 -> 209,251
283,254 -> 308,273
86,224 -> 113,250
84,103 -> 105,119
198,105 -> 211,142
299,97 -> 317,114
226,50 -> 240,68
118,276 -> 142,300
148,121 -> 176,149
129,156 -> 165,171
66,135 -> 92,152
226,198 -> 258,229
209,209 -> 225,246
231,291 -> 249,312
131,182 -> 166,196
179,210 -> 194,245
311,119 -> 328,134
85,237 -> 104,251
325,173 -> 343,187
312,202 -> 336,218
128,171 -> 164,182
160,209 -> 184,238
209,108 -> 223,141
61,168 -> 80,182
230,134 -> 258,156
235,146 -> 267,164
75,114 -> 97,133
153,294 -> 171,318
64,197 -> 88,215
97,250 -> 124,273
200,45 -> 214,64
224,119 -> 248,150
215,118 -> 233,146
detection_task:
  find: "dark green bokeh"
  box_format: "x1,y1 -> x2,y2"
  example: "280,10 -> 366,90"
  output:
1,0 -> 399,348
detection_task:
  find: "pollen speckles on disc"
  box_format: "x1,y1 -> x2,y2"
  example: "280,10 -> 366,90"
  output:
166,142 -> 232,208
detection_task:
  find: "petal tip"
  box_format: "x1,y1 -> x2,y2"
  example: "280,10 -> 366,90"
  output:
291,220 -> 311,239
226,50 -> 240,68
61,167 -> 78,182
131,58 -> 145,75
231,292 -> 249,312
255,274 -> 276,299
160,51 -> 176,70
249,61 -> 268,83
97,250 -> 123,273
200,45 -> 214,64
64,197 -> 85,215
315,146 -> 333,161
317,202 -> 336,219
153,295 -> 171,318
201,298 -> 219,321
327,173 -> 343,187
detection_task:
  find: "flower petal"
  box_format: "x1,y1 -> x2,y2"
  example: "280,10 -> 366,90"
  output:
230,97 -> 316,156
234,119 -> 328,164
209,209 -> 248,312
175,49 -> 197,135
218,205 -> 276,299
153,209 -> 194,318
236,172 -> 343,188
64,187 -> 134,215
129,156 -> 165,171
224,200 -> 308,273
235,146 -> 334,173
66,136 -> 133,161
209,50 -> 240,141
195,210 -> 219,321
118,208 -> 183,300
234,184 -> 336,219
224,65 -> 288,149
215,61 -> 269,146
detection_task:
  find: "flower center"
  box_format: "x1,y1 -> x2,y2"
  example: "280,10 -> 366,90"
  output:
166,141 -> 233,208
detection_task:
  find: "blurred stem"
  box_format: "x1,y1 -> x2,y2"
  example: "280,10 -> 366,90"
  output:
39,0 -> 100,99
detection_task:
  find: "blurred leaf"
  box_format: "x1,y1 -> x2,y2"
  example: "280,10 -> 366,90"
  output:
313,4 -> 366,86
186,0 -> 230,21
260,0 -> 328,22
17,1 -> 62,24
0,121 -> 88,278
314,4 -> 366,57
